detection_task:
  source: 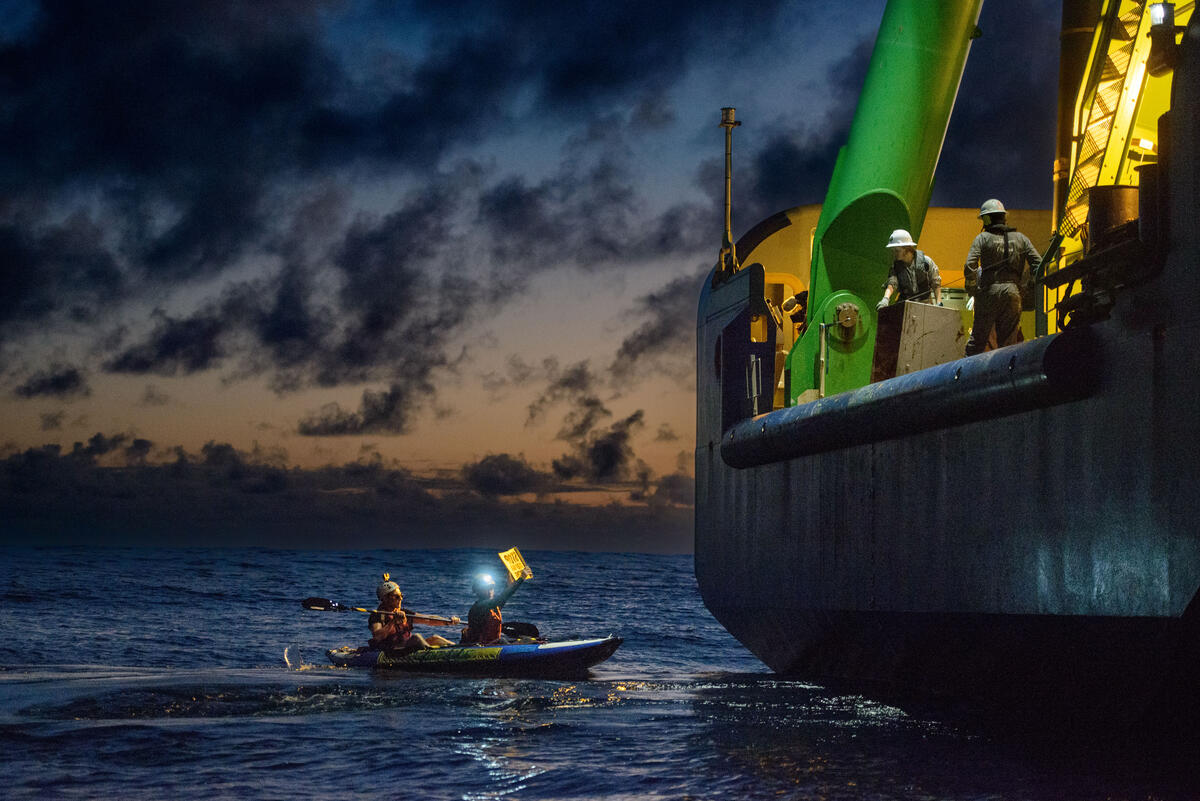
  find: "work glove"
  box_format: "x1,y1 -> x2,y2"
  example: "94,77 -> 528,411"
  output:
876,297 -> 889,310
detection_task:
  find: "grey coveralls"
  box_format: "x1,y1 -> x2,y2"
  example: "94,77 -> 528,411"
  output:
964,226 -> 1041,355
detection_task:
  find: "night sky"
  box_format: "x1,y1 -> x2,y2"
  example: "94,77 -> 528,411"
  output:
0,0 -> 1060,549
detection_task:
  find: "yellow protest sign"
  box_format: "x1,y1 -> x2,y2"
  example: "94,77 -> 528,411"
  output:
498,547 -> 531,581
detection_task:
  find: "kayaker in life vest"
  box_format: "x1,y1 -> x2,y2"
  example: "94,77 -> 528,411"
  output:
460,570 -> 529,645
368,576 -> 456,651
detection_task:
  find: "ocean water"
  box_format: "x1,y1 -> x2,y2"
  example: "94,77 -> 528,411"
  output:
0,546 -> 1195,800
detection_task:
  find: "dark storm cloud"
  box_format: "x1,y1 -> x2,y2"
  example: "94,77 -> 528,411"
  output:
653,472 -> 694,506
462,453 -> 549,497
0,214 -> 123,335
99,184 -> 474,433
0,0 -> 496,350
630,460 -> 653,500
475,117 -> 714,271
0,0 -> 809,439
1,435 -> 693,551
522,360 -> 646,482
105,310 -> 226,376
551,410 -> 645,483
476,149 -> 646,269
526,360 -> 601,426
13,363 -> 89,399
0,1 -> 331,184
477,177 -> 572,265
197,440 -> 289,493
725,36 -> 875,225
932,0 -> 1060,209
298,383 -> 421,436
511,266 -> 707,483
0,1 -> 339,286
609,266 -> 708,386
319,190 -> 458,381
298,35 -> 524,168
418,0 -> 790,112
0,0 -> 792,322
254,260 -> 334,371
39,411 -> 64,431
655,423 -> 679,442
125,438 -> 153,466
557,395 -> 612,442
631,91 -> 677,130
68,432 -> 128,463
288,187 -> 480,435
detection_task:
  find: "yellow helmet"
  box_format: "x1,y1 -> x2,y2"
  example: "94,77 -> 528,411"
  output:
376,573 -> 401,601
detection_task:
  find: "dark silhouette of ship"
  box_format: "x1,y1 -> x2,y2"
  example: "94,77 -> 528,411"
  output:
695,1 -> 1200,729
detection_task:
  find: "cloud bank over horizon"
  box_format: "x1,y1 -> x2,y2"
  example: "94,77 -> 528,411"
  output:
0,430 -> 695,550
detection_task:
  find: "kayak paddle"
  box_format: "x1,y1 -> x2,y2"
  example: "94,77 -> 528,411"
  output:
301,597 -> 540,639
301,597 -> 460,627
502,621 -> 540,638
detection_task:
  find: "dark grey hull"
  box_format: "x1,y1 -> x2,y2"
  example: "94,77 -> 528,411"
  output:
694,23 -> 1200,728
696,276 -> 1200,724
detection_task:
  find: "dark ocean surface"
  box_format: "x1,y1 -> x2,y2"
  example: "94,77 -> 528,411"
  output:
0,546 -> 1196,800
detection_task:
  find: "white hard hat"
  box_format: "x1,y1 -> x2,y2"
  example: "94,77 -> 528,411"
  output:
978,198 -> 1006,218
885,229 -> 917,249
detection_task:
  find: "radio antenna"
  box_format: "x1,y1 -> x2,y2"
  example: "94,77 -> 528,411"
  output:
719,107 -> 742,276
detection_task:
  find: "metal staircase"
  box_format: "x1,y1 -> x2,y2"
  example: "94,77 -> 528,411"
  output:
1060,1 -> 1158,240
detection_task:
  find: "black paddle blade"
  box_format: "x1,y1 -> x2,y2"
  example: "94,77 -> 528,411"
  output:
301,596 -> 346,611
502,621 -> 540,638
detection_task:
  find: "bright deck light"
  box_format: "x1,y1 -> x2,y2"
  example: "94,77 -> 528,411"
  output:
1150,3 -> 1174,28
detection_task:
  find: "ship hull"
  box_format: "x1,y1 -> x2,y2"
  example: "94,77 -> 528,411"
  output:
696,296 -> 1200,725
694,17 -> 1200,724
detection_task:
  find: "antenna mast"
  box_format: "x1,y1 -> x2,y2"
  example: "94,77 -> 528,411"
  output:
719,107 -> 741,276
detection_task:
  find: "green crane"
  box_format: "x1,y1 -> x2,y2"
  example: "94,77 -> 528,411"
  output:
789,0 -> 984,401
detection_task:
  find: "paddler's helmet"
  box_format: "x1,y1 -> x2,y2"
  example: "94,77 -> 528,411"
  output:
472,574 -> 496,594
376,573 -> 401,601
978,198 -> 1006,220
884,229 -> 917,249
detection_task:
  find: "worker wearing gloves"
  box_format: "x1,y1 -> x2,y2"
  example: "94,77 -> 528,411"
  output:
877,229 -> 942,310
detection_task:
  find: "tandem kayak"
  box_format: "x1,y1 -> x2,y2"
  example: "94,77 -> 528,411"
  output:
326,635 -> 623,677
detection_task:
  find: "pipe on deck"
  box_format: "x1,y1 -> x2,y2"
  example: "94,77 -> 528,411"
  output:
723,328 -> 1099,468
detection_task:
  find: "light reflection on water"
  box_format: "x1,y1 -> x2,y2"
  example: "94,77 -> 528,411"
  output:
0,547 -> 1197,800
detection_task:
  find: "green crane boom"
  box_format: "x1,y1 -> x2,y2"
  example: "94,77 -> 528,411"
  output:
789,0 -> 984,400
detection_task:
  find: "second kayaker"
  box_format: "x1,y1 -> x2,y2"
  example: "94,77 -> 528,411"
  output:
460,569 -> 530,645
